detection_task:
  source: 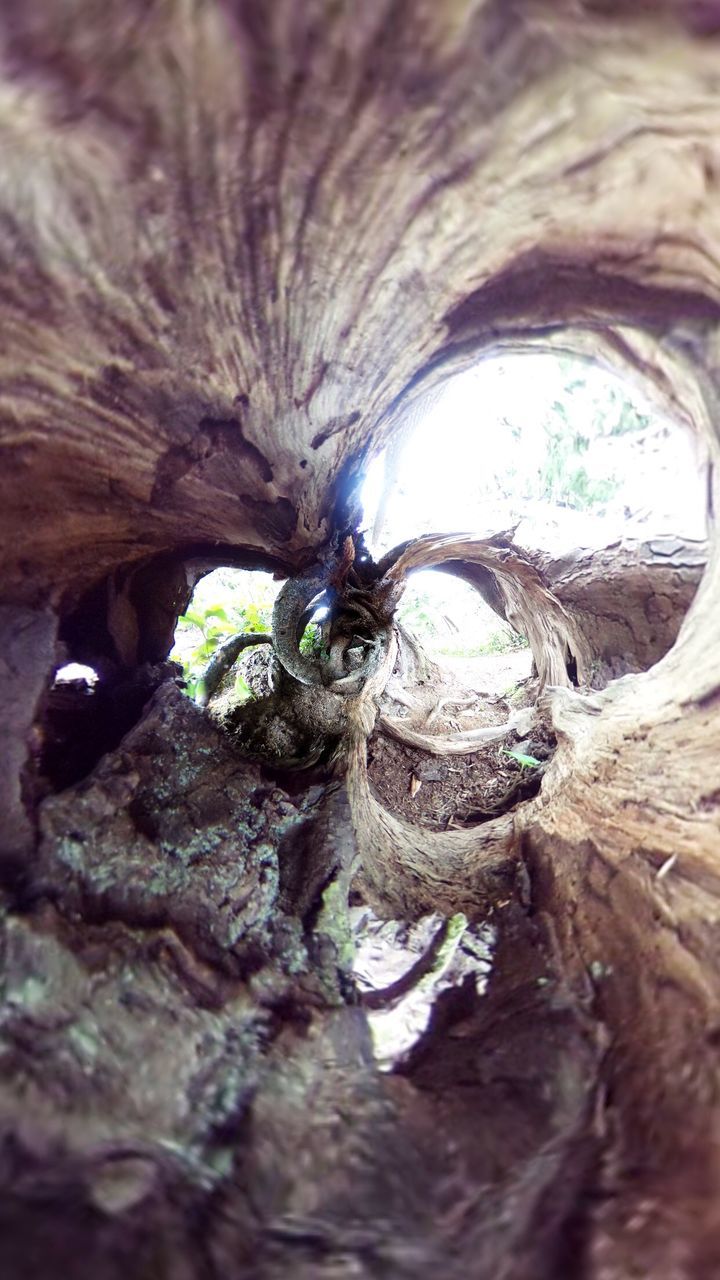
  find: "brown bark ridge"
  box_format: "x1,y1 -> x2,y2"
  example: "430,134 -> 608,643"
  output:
421,530 -> 708,687
383,532 -> 592,687
528,532 -> 708,684
0,3 -> 720,1278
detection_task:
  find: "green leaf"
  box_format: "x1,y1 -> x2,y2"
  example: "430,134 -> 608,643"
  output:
502,749 -> 542,769
234,673 -> 252,699
183,608 -> 207,629
205,622 -> 235,640
183,677 -> 199,701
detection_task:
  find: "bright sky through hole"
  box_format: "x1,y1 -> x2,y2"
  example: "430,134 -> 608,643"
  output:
361,353 -> 706,558
172,354 -> 707,666
54,663 -> 98,685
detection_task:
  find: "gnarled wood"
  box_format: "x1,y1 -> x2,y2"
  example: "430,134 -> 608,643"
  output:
528,533 -> 708,684
2,2 -> 720,1277
383,532 -> 591,686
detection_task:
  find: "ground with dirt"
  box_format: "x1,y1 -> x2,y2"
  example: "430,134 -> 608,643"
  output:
368,733 -> 515,829
369,647 -> 552,831
206,639 -> 549,829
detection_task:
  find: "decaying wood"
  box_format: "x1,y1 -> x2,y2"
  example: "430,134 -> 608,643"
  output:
346,692 -> 520,919
384,530 -> 707,689
513,555 -> 720,1273
1,2 -> 720,1276
2,0 -> 719,612
384,533 -> 591,687
532,533 -> 708,683
378,708 -> 531,755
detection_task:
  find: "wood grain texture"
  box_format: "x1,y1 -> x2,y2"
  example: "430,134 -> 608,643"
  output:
1,1 -> 719,605
2,4 -> 720,1275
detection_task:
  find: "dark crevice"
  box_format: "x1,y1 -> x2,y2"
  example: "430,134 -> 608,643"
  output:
39,663 -> 180,792
566,652 -> 579,686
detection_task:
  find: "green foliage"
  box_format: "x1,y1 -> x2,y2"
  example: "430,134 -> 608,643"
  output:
397,583 -> 530,659
472,627 -> 528,656
171,571 -> 276,694
527,363 -> 651,511
437,631 -> 529,658
476,359 -> 652,515
234,673 -> 252,701
396,591 -> 440,644
502,748 -> 542,769
535,410 -> 618,512
557,360 -> 651,437
298,622 -> 328,658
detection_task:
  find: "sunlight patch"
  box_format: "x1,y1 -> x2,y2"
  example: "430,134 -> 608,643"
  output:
53,663 -> 98,686
351,908 -> 495,1071
362,352 -> 707,557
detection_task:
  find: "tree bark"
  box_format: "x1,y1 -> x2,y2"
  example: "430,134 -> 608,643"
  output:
529,533 -> 708,684
1,3 -> 720,1277
434,532 -> 707,687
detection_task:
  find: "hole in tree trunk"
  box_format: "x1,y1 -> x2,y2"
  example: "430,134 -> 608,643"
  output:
351,904 -> 495,1070
4,13 -> 720,1272
363,352 -> 707,559
170,566 -> 281,705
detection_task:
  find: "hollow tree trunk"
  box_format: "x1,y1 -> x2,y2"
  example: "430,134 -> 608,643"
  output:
1,4 -> 720,1279
529,533 -> 709,684
437,531 -> 708,687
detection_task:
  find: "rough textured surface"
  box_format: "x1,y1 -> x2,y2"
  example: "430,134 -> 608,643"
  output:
36,685 -> 303,965
530,533 -> 708,683
385,531 -> 708,688
384,533 -> 592,687
0,607 -> 57,863
0,680 -> 603,1280
0,0 -> 718,613
2,2 -> 720,1276
515,548 -> 720,1271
